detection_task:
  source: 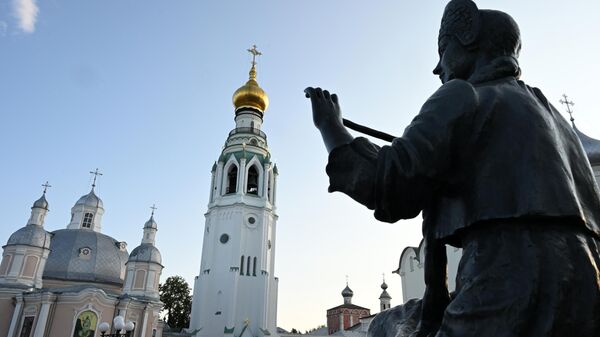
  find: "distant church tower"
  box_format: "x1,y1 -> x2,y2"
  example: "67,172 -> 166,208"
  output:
190,46 -> 280,337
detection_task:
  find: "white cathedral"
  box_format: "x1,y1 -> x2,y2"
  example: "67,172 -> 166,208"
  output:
189,47 -> 280,337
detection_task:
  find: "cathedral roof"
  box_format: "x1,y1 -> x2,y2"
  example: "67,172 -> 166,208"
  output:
43,229 -> 128,286
6,225 -> 52,249
128,243 -> 162,265
75,189 -> 104,209
379,289 -> 391,300
575,126 -> 600,166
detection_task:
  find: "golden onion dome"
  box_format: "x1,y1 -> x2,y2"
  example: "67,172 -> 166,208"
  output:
232,64 -> 269,113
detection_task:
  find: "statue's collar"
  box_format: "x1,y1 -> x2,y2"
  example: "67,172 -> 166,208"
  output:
468,56 -> 521,85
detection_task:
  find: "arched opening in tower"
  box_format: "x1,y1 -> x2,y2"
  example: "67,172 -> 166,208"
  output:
247,166 -> 259,195
226,165 -> 238,194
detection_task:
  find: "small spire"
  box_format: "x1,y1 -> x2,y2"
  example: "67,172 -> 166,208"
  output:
345,274 -> 349,286
41,181 -> 51,195
89,168 -> 103,190
560,94 -> 576,127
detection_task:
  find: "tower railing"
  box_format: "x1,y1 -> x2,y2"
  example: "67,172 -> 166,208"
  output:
228,127 -> 267,140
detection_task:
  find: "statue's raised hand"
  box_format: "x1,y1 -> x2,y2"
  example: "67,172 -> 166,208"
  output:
305,87 -> 353,153
304,87 -> 344,130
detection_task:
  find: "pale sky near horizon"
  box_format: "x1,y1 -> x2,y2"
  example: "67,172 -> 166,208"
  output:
1,0 -> 599,332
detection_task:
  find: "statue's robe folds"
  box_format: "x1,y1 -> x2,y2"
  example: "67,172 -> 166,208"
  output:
326,77 -> 600,336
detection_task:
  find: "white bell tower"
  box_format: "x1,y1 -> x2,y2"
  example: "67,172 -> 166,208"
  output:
190,46 -> 280,337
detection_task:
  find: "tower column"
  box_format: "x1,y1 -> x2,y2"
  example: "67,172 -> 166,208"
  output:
238,157 -> 247,195
33,294 -> 53,337
6,295 -> 24,337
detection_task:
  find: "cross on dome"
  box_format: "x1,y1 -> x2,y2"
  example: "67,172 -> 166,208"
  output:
150,204 -> 157,217
89,168 -> 103,189
560,94 -> 575,126
42,181 -> 51,195
247,45 -> 262,66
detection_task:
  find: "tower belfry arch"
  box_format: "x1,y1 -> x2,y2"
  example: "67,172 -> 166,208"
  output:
190,46 -> 280,337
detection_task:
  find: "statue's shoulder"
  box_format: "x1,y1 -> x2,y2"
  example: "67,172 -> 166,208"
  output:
433,79 -> 478,104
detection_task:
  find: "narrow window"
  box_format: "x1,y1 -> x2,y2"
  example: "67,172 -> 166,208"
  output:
246,256 -> 251,276
134,269 -> 146,289
253,257 -> 257,276
82,213 -> 94,228
226,165 -> 238,194
247,166 -> 259,195
250,121 -> 255,129
240,255 -> 244,275
0,254 -> 12,275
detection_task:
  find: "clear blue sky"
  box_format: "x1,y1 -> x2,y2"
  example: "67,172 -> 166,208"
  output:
1,0 -> 599,331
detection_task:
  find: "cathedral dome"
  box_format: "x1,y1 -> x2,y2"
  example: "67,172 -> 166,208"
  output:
128,243 -> 162,265
32,194 -> 49,210
43,229 -> 128,285
75,189 -> 104,209
232,65 -> 269,113
6,225 -> 52,249
144,216 -> 158,229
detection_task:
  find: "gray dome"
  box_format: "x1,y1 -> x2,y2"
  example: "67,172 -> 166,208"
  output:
381,281 -> 388,290
6,225 -> 51,249
75,189 -> 103,209
575,126 -> 600,166
32,194 -> 49,210
43,229 -> 128,285
128,243 -> 162,265
342,285 -> 354,297
144,216 -> 158,229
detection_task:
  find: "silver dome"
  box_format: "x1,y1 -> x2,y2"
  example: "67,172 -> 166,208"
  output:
75,189 -> 104,209
32,194 -> 49,210
575,126 -> 600,166
128,243 -> 162,265
144,216 -> 158,229
6,225 -> 51,249
43,229 -> 128,285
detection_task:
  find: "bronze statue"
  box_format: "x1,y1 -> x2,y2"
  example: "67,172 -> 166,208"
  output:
305,0 -> 600,336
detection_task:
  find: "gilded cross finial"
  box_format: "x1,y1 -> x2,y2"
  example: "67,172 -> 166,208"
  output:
560,94 -> 576,127
89,168 -> 103,189
247,44 -> 262,66
244,318 -> 250,326
150,204 -> 157,217
42,181 -> 51,195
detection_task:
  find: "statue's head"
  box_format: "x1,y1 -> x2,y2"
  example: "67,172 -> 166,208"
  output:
434,0 -> 522,83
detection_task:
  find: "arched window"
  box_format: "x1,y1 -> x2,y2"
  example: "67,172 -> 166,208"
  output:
240,255 -> 244,275
253,257 -> 257,276
246,256 -> 251,276
247,165 -> 259,195
82,213 -> 94,228
267,174 -> 272,202
226,165 -> 238,194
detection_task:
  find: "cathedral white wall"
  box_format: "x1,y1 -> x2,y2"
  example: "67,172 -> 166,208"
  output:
399,243 -> 461,303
